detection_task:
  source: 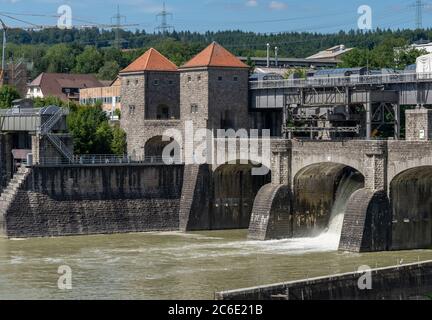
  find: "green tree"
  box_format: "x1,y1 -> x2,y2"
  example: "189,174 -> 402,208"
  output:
0,85 -> 21,109
338,48 -> 371,68
94,121 -> 114,154
67,105 -> 109,154
42,44 -> 76,73
33,96 -> 66,108
98,60 -> 120,80
111,125 -> 127,155
74,46 -> 104,74
394,47 -> 427,70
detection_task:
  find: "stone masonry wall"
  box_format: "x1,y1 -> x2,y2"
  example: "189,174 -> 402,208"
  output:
208,68 -> 250,131
120,71 -> 180,159
3,165 -> 184,238
405,109 -> 432,141
180,69 -> 210,130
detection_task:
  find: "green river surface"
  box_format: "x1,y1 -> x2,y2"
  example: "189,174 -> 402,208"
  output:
0,230 -> 431,300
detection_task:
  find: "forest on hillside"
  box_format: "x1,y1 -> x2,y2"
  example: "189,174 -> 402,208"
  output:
3,27 -> 432,80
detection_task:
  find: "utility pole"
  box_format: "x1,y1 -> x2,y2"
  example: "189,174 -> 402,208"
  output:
155,2 -> 174,35
111,5 -> 126,49
275,46 -> 279,68
266,43 -> 270,68
0,18 -> 7,72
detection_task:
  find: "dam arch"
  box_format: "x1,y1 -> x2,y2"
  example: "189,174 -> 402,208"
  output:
249,162 -> 366,241
211,162 -> 271,230
179,161 -> 271,232
390,166 -> 432,250
292,163 -> 365,237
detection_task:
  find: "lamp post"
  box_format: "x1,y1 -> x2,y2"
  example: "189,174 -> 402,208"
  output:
266,43 -> 270,68
0,18 -> 7,72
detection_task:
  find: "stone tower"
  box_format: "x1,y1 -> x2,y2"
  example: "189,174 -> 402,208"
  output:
179,42 -> 250,131
120,48 -> 181,159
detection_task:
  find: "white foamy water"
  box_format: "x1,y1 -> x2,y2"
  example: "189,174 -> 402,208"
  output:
314,171 -> 365,250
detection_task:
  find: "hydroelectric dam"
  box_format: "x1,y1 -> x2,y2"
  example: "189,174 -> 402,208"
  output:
2,45 -> 432,255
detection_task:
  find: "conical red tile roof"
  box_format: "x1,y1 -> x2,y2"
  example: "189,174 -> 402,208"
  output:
121,48 -> 178,73
181,42 -> 249,69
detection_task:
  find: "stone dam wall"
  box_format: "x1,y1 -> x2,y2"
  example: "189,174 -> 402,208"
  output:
1,165 -> 184,238
216,260 -> 432,300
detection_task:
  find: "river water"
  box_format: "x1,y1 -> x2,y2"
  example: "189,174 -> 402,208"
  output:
0,230 -> 431,300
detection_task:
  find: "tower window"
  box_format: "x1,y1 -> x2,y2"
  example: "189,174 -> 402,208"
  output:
218,76 -> 223,81
129,105 -> 136,114
233,76 -> 238,81
191,104 -> 198,114
187,76 -> 192,82
153,79 -> 160,86
168,80 -> 174,85
197,75 -> 201,81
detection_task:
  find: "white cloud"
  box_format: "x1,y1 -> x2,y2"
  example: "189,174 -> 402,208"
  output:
246,0 -> 258,7
269,1 -> 287,10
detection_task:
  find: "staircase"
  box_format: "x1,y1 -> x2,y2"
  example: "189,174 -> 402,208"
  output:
0,166 -> 31,235
46,133 -> 74,162
39,108 -> 74,163
179,164 -> 200,231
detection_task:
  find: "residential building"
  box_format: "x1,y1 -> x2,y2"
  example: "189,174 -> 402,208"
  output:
26,73 -> 103,102
79,77 -> 121,116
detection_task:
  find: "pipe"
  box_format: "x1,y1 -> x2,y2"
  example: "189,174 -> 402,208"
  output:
0,18 -> 6,72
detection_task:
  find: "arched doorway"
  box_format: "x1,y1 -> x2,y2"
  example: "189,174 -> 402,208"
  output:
144,136 -> 180,162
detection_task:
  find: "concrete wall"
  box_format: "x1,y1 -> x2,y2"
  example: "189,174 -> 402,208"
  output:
216,260 -> 432,300
2,164 -> 184,238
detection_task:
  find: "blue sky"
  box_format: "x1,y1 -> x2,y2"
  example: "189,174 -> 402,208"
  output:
0,0 -> 430,33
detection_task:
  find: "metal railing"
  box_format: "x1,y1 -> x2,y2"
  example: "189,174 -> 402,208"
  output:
40,108 -> 67,135
249,72 -> 432,89
37,155 -> 183,166
46,134 -> 74,161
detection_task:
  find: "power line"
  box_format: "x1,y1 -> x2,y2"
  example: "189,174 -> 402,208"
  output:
155,2 -> 174,35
